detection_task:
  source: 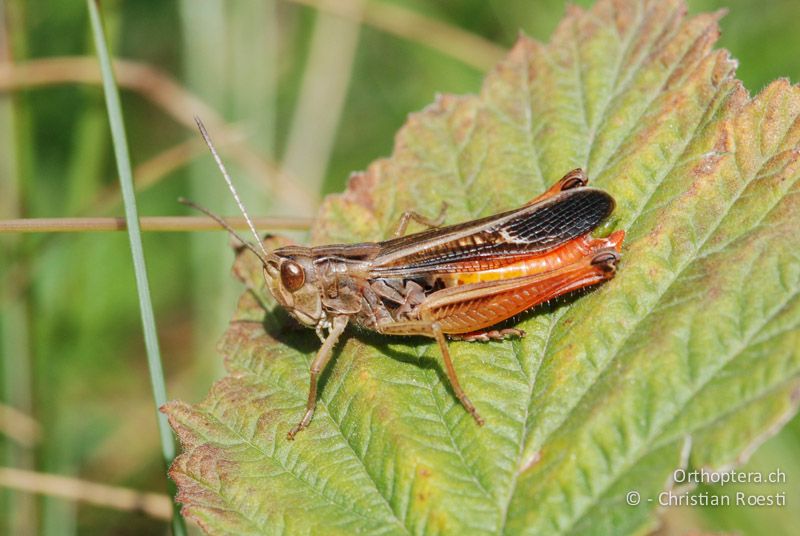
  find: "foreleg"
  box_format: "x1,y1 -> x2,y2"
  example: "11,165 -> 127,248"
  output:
287,315 -> 349,440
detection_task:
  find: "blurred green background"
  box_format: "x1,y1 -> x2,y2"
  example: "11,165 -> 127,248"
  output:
0,0 -> 798,534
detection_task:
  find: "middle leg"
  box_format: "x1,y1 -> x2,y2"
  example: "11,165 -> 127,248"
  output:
432,322 -> 484,425
392,201 -> 448,237
377,318 -> 484,425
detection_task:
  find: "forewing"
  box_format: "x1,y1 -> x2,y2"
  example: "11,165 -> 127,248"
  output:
371,188 -> 615,276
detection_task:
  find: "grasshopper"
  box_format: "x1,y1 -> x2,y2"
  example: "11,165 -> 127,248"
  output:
187,119 -> 624,439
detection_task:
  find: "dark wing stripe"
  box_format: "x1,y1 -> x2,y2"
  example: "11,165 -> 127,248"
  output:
500,188 -> 614,245
371,189 -> 614,275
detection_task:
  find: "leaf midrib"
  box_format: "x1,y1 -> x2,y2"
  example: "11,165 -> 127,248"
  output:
496,310 -> 561,534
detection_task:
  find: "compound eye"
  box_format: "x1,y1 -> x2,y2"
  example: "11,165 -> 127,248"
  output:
280,261 -> 305,292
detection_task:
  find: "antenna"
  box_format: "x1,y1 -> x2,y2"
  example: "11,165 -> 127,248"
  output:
177,197 -> 270,266
193,116 -> 273,263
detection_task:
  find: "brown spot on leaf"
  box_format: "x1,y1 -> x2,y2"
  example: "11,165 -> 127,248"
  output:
341,170 -> 378,212
692,152 -> 724,176
166,1 -> 800,531
519,450 -> 543,474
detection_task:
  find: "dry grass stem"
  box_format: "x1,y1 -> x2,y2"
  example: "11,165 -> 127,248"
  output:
0,467 -> 172,521
286,0 -> 505,70
0,216 -> 313,233
0,404 -> 41,448
0,57 -> 317,213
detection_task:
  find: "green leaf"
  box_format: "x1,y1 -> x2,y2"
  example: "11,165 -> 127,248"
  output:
163,0 -> 800,533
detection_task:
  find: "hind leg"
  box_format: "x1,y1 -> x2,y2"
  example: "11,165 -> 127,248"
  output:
523,168 -> 588,206
449,327 -> 526,342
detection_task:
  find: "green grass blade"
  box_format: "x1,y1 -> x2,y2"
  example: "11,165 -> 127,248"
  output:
86,1 -> 186,533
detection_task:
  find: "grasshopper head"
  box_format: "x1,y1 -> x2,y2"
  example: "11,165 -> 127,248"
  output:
187,117 -> 325,329
263,249 -> 323,328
